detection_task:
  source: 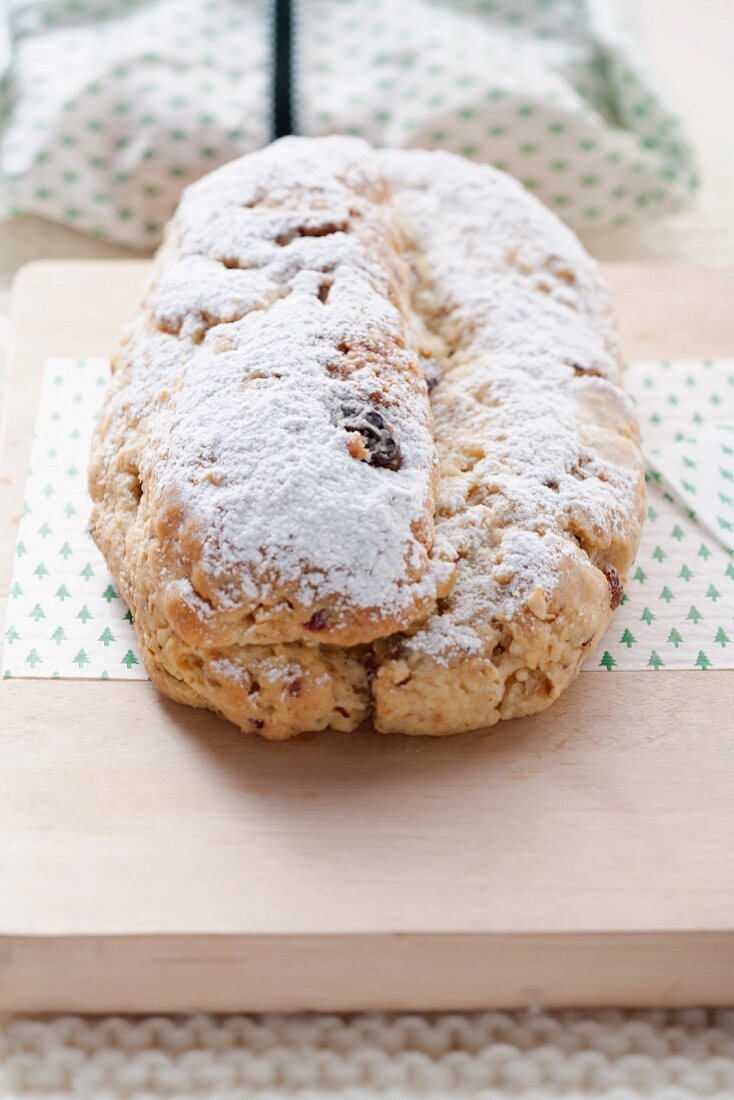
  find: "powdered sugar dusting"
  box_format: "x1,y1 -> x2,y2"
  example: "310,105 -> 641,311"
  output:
153,288 -> 435,612
377,147 -> 643,663
107,137 -> 446,640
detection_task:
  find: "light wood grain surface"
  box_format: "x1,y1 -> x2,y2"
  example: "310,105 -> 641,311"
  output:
1,261 -> 734,1013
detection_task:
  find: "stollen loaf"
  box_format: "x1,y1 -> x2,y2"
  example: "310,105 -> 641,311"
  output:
89,136 -> 645,738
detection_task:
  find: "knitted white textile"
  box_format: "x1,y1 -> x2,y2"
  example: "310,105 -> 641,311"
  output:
2,1010 -> 734,1099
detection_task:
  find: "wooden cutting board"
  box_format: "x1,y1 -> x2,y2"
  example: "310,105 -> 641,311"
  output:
1,261 -> 734,1014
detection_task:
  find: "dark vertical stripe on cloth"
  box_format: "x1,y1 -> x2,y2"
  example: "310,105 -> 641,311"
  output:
273,0 -> 294,138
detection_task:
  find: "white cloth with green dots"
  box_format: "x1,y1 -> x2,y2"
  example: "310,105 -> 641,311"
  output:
0,0 -> 696,247
3,357 -> 734,681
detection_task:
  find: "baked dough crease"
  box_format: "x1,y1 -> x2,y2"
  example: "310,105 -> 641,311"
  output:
89,137 -> 645,738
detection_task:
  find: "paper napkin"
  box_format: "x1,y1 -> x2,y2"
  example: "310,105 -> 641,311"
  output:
588,359 -> 734,671
2,358 -> 145,680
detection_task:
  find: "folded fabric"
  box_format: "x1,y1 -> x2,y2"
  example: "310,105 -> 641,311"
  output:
657,426 -> 734,554
628,358 -> 734,554
0,0 -> 696,247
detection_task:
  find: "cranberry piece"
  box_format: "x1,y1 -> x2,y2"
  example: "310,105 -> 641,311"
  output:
305,609 -> 330,632
602,565 -> 623,610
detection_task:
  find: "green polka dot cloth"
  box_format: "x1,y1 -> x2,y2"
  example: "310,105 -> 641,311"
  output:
0,0 -> 696,247
2,357 -> 733,681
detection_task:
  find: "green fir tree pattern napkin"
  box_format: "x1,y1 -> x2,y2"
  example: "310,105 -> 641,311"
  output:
2,358 -> 145,681
2,356 -> 733,681
589,358 -> 734,673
